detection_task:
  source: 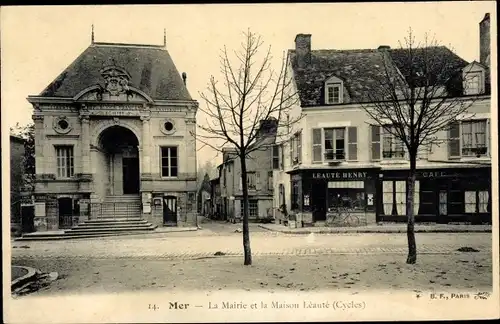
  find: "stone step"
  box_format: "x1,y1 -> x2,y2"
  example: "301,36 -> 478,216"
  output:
86,217 -> 144,222
65,224 -> 157,234
75,221 -> 150,228
16,230 -> 158,241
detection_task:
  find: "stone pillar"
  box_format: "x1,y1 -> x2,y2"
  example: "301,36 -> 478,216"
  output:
80,114 -> 91,175
32,114 -> 45,175
140,115 -> 151,175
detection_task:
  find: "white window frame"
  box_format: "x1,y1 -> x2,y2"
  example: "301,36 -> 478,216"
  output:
160,146 -> 179,178
312,127 -> 348,162
325,82 -> 343,104
381,125 -> 406,159
452,119 -> 490,158
55,145 -> 74,178
464,71 -> 484,95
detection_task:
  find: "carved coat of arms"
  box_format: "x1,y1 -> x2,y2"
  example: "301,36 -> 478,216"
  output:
99,66 -> 132,97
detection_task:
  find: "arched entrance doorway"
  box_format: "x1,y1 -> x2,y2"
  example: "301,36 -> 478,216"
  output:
96,126 -> 140,197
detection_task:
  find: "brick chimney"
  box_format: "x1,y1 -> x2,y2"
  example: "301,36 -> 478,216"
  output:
295,34 -> 312,69
479,13 -> 490,69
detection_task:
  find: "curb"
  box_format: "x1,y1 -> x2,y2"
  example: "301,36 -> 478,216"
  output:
15,228 -> 199,242
11,266 -> 38,290
257,225 -> 492,234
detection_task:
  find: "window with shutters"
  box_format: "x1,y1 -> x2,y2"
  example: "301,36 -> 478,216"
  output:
370,125 -> 381,161
312,127 -> 357,163
371,125 -> 406,160
382,125 -> 406,159
290,132 -> 302,165
448,119 -> 489,159
55,145 -> 74,178
272,145 -> 280,169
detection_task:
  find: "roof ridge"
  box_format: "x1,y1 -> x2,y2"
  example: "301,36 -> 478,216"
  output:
92,42 -> 166,49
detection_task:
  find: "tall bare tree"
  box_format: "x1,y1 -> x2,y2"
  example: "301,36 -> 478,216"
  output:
361,30 -> 483,264
194,30 -> 300,265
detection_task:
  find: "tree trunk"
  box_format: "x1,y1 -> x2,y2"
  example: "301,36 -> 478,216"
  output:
406,155 -> 417,264
240,154 -> 252,265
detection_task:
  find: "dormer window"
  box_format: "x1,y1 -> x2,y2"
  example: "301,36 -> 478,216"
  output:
464,72 -> 482,95
324,75 -> 344,105
462,62 -> 486,95
326,83 -> 342,104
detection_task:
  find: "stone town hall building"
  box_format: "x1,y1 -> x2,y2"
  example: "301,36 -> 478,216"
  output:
27,33 -> 198,232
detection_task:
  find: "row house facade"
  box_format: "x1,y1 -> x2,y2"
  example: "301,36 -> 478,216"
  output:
27,34 -> 199,232
218,119 -> 278,223
273,14 -> 493,226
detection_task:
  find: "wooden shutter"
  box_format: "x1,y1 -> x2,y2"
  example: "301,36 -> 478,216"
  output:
312,128 -> 322,163
487,119 -> 491,157
279,144 -> 284,169
347,127 -> 358,161
297,132 -> 302,163
371,125 -> 381,161
448,122 -> 461,158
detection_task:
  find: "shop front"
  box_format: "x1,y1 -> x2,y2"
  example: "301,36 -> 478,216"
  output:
287,168 -> 380,226
378,166 -> 492,224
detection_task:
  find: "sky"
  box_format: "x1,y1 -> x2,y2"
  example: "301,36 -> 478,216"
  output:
1,2 -> 495,167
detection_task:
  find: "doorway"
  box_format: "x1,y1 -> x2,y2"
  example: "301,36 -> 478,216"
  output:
58,197 -> 74,229
123,157 -> 140,194
163,196 -> 178,226
311,182 -> 327,221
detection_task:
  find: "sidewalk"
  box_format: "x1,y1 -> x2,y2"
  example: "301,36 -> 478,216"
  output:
259,223 -> 492,234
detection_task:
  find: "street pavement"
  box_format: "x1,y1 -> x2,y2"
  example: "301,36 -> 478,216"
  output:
12,221 -> 492,261
10,221 -> 493,296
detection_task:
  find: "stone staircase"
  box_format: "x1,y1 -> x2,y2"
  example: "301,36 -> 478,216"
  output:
17,195 -> 157,241
65,195 -> 157,235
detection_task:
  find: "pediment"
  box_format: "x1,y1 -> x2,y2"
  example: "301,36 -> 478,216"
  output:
463,61 -> 486,74
325,74 -> 344,84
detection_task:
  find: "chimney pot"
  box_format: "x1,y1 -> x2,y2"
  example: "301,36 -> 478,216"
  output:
182,72 -> 187,85
295,34 -> 312,69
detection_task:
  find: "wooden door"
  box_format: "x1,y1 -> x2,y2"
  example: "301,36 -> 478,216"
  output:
163,196 -> 178,226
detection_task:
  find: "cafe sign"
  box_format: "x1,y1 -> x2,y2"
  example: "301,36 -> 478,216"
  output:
312,171 -> 368,180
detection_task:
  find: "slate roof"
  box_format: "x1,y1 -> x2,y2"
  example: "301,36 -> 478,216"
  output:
289,46 -> 469,107
39,42 -> 192,101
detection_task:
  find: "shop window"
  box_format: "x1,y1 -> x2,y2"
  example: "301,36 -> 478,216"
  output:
381,180 -> 417,216
326,181 -> 365,212
465,190 -> 489,213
